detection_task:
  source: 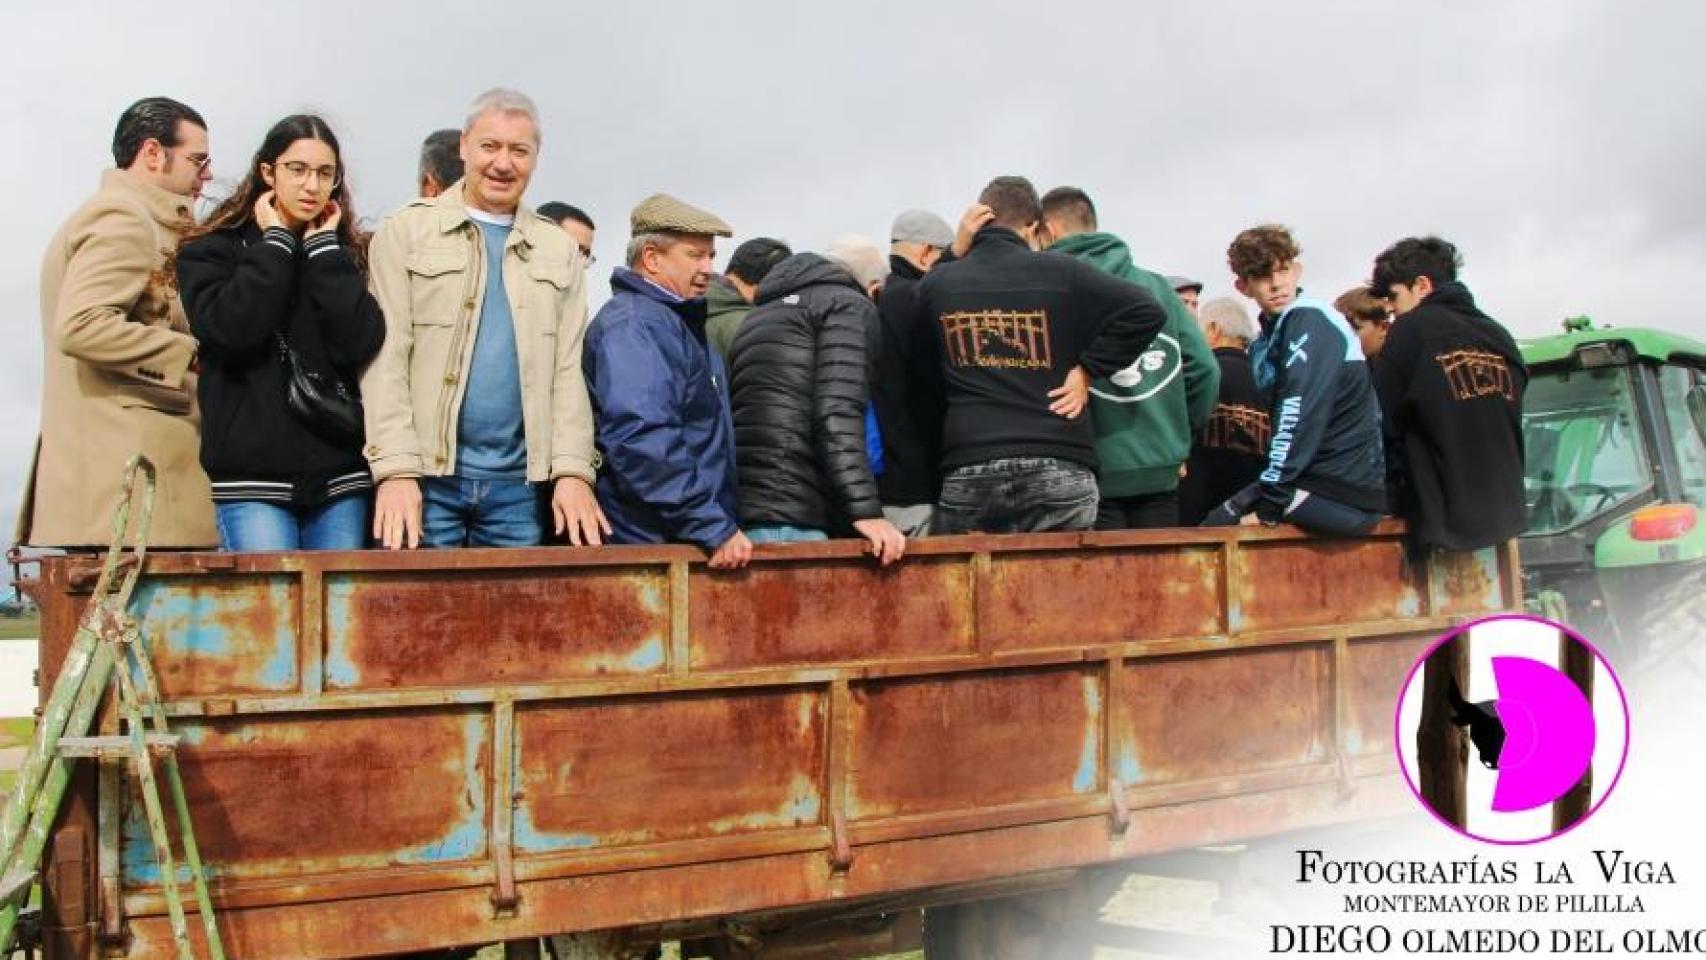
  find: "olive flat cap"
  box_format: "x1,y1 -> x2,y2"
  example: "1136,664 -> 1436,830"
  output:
630,193 -> 733,237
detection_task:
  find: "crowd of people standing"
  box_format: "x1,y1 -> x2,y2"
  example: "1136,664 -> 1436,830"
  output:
17,89 -> 1530,565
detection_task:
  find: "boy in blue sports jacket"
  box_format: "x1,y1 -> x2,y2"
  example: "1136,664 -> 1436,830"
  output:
1202,224 -> 1387,535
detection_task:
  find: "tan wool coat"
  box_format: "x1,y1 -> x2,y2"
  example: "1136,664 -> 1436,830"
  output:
19,170 -> 216,548
360,183 -> 598,485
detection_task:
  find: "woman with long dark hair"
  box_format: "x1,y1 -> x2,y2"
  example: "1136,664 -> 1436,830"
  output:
176,114 -> 384,550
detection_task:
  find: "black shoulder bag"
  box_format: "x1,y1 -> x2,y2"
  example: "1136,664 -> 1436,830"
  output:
276,333 -> 364,442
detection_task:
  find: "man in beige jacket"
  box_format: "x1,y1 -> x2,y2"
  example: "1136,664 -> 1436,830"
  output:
363,89 -> 606,549
20,96 -> 217,549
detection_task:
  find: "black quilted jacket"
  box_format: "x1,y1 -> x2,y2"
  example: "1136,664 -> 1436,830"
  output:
728,253 -> 882,532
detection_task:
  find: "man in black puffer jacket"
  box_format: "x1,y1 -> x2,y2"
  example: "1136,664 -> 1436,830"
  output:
728,240 -> 907,563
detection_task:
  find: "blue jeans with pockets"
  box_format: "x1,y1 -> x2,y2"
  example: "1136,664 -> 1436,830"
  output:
420,477 -> 543,548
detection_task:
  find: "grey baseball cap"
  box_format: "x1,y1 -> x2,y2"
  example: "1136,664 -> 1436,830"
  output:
1167,274 -> 1204,293
890,209 -> 954,248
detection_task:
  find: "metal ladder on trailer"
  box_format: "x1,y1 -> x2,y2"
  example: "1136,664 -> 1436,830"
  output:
0,456 -> 226,960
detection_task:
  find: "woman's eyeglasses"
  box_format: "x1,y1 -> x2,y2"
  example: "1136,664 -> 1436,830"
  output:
272,161 -> 342,190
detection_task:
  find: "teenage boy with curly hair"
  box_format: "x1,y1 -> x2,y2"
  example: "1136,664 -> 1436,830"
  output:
1202,224 -> 1387,535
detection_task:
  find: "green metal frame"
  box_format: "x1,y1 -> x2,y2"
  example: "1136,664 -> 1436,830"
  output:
1522,321 -> 1706,573
1520,321 -> 1706,370
0,457 -> 226,960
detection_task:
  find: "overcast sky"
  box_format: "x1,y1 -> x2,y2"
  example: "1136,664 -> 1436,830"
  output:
4,0 -> 1705,555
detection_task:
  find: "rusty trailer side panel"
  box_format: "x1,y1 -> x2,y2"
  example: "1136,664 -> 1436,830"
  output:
29,524 -> 1519,959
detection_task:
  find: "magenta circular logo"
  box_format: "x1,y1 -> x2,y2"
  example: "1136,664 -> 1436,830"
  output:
1393,613 -> 1630,844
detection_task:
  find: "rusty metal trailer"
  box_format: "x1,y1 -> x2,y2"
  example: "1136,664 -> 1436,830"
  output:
21,524 -> 1518,958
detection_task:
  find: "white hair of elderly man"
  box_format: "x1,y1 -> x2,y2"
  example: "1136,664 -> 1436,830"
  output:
464,88 -> 541,142
824,234 -> 887,292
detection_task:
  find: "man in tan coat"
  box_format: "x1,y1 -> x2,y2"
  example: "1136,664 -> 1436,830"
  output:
363,89 -> 606,549
20,97 -> 217,548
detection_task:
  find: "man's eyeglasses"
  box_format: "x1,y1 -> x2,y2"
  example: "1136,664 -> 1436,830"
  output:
155,138 -> 211,173
272,161 -> 342,189
579,246 -> 597,266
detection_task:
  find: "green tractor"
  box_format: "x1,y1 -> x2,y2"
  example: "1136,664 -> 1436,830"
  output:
1519,316 -> 1706,670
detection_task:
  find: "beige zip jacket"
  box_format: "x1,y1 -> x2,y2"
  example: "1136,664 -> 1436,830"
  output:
360,183 -> 598,485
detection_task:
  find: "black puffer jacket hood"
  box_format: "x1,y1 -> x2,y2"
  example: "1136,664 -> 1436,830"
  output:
755,252 -> 864,304
729,253 -> 882,531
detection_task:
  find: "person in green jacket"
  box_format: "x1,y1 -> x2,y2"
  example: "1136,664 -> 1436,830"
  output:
706,236 -> 791,362
1042,186 -> 1220,528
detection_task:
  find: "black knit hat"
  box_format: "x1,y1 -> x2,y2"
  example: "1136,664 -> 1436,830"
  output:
726,237 -> 792,284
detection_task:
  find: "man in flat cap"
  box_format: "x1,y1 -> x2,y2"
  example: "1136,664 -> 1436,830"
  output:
1168,274 -> 1204,318
583,193 -> 753,568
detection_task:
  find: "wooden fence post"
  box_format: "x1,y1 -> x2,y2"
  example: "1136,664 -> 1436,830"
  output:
1417,634 -> 1469,828
1552,630 -> 1595,832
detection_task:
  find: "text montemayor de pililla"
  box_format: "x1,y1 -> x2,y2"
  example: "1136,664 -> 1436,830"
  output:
1300,849 -> 1675,915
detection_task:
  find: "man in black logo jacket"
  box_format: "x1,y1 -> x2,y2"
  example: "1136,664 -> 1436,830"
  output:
1371,236 -> 1527,551
915,176 -> 1165,534
1179,297 -> 1271,525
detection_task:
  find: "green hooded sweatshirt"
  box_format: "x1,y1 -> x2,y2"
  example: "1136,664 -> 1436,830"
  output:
1049,232 -> 1220,497
705,277 -> 754,363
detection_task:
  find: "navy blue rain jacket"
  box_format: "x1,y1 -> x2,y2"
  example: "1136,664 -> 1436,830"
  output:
584,268 -> 740,550
1244,296 -> 1387,520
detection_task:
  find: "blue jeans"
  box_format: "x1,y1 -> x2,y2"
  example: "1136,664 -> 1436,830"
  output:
933,457 -> 1099,535
215,495 -> 370,551
420,477 -> 542,548
747,525 -> 830,543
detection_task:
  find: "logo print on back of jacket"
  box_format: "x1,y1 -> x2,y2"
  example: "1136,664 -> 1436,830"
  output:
941,310 -> 1054,370
1206,403 -> 1272,456
1436,349 -> 1518,401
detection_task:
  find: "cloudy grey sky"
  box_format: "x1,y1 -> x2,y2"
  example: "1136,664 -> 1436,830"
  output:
4,0 -> 1705,553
